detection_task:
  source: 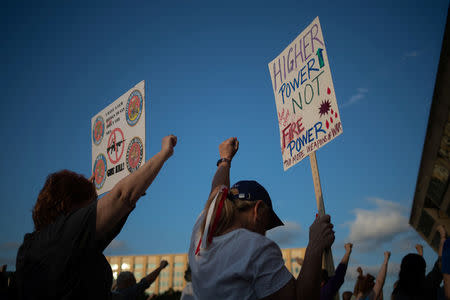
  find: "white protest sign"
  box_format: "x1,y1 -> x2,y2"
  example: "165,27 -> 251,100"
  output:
91,80 -> 146,194
268,17 -> 343,171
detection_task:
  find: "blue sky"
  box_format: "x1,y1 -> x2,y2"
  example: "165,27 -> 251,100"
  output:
1,0 -> 448,297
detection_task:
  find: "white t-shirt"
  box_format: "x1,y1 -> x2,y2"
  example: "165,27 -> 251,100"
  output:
188,213 -> 293,300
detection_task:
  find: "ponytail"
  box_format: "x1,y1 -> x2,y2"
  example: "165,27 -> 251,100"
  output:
194,186 -> 266,255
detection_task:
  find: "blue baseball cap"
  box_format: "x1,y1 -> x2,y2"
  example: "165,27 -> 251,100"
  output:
230,180 -> 284,230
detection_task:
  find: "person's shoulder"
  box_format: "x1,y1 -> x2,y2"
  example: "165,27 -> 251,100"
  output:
235,228 -> 270,240
235,229 -> 281,254
65,199 -> 97,220
247,230 -> 279,246
16,230 -> 48,262
238,229 -> 278,243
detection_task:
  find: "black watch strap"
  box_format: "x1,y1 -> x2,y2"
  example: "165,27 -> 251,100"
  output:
217,158 -> 231,166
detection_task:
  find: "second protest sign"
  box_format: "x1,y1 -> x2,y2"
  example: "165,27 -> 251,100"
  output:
91,80 -> 146,194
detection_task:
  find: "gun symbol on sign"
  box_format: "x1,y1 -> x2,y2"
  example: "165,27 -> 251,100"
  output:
107,140 -> 126,154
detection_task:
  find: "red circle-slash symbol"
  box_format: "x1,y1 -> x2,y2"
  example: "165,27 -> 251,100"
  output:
107,128 -> 125,164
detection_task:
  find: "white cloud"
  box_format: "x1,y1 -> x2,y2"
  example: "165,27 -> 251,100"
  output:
342,88 -> 368,107
267,221 -> 303,246
346,198 -> 410,251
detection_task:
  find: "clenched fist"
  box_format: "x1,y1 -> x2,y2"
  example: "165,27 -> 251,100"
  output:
161,135 -> 177,159
219,137 -> 239,161
160,260 -> 169,269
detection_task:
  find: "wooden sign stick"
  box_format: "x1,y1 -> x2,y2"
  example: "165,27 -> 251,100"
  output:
309,151 -> 335,277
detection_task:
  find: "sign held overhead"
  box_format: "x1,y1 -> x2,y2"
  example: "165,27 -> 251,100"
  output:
91,80 -> 146,194
268,17 -> 343,171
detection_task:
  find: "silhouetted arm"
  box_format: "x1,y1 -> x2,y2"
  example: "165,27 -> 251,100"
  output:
96,135 -> 177,237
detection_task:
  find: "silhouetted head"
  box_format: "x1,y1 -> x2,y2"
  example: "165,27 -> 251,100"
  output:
396,253 -> 426,293
200,181 -> 283,243
117,271 -> 136,290
184,265 -> 191,282
32,170 -> 97,231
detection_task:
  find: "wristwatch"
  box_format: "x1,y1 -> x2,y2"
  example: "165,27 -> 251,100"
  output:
217,158 -> 231,166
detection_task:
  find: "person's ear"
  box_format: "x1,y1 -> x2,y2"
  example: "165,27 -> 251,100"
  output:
253,200 -> 264,223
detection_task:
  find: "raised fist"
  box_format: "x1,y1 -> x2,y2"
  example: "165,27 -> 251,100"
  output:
161,135 -> 177,159
160,260 -> 169,269
357,266 -> 363,275
344,243 -> 353,253
219,137 -> 239,161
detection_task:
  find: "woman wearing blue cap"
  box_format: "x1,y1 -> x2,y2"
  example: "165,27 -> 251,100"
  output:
188,137 -> 335,300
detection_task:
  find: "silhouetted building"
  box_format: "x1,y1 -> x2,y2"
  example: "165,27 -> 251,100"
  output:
410,7 -> 450,252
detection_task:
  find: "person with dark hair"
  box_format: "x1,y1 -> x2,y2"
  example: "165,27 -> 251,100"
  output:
355,251 -> 390,300
113,260 -> 169,300
188,137 -> 335,300
392,225 -> 446,300
392,243 -> 427,293
320,243 -> 353,300
15,135 -> 177,299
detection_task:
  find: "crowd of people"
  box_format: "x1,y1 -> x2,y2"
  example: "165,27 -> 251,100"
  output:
1,135 -> 449,299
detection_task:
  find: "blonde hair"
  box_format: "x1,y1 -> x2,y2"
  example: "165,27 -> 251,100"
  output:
200,187 -> 270,247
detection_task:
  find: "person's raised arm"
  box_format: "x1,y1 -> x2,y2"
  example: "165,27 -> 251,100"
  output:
320,242 -> 352,300
96,135 -> 177,236
143,260 -> 169,285
372,251 -> 390,299
341,243 -> 353,265
353,267 -> 364,296
208,137 -> 239,198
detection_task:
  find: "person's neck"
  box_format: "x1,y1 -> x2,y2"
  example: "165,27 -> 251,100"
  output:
217,217 -> 252,236
219,222 -> 243,236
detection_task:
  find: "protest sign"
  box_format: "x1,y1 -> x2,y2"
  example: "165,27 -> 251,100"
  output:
91,80 -> 146,194
268,16 -> 342,171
